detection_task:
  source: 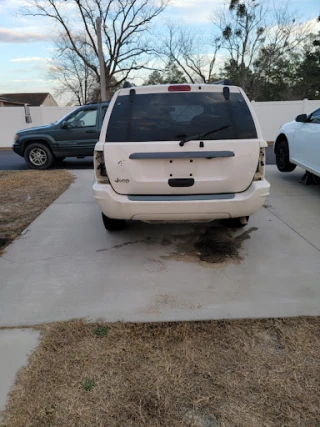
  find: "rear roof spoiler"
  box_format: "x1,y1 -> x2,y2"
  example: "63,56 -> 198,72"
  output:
213,79 -> 233,86
124,80 -> 233,88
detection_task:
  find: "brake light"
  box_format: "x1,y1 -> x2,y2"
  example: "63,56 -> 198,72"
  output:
168,85 -> 191,92
254,148 -> 265,181
94,150 -> 109,184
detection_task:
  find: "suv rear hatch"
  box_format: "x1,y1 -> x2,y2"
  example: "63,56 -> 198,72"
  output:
104,84 -> 260,195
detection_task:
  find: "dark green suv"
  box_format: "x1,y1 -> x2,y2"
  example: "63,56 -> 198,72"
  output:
12,102 -> 109,169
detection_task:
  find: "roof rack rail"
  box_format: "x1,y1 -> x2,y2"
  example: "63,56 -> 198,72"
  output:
213,79 -> 233,86
123,81 -> 133,88
84,100 -> 110,105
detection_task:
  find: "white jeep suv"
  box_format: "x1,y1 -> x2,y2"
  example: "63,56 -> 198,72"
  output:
93,83 -> 270,231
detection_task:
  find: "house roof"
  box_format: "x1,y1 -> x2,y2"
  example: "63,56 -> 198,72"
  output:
0,93 -> 53,106
0,96 -> 25,106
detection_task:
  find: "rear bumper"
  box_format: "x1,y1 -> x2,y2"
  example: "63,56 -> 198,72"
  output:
93,179 -> 270,221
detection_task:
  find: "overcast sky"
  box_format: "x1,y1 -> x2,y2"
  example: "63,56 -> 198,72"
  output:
0,0 -> 319,98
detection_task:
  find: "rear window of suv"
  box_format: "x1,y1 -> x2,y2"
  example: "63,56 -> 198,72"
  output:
106,91 -> 257,142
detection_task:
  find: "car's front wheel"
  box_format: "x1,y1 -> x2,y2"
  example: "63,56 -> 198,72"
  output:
276,140 -> 296,172
101,213 -> 126,231
24,143 -> 54,170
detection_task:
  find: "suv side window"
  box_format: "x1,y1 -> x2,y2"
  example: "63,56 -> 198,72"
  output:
310,109 -> 320,124
65,108 -> 97,128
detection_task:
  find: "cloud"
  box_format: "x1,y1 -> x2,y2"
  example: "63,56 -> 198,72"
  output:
8,78 -> 55,84
172,0 -> 223,9
168,0 -> 224,23
302,18 -> 320,31
9,56 -> 45,62
0,0 -> 29,7
9,56 -> 46,62
0,78 -> 55,94
12,79 -> 50,81
0,28 -> 48,43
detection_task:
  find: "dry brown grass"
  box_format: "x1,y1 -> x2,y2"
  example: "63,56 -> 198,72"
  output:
0,170 -> 74,251
1,318 -> 320,427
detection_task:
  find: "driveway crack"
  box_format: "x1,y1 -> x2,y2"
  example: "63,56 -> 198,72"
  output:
266,208 -> 320,252
96,238 -> 157,252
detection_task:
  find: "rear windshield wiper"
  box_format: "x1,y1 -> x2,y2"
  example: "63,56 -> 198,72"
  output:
179,124 -> 232,147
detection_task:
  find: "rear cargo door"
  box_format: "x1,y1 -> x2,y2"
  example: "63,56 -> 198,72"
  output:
104,85 -> 260,195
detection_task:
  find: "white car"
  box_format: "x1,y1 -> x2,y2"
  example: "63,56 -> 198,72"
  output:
274,107 -> 320,177
93,83 -> 270,231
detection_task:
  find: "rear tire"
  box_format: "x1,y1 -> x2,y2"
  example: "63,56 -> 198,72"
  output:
101,213 -> 126,231
276,140 -> 296,172
24,143 -> 54,170
223,216 -> 249,228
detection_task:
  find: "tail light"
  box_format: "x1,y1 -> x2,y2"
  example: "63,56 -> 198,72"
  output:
94,150 -> 109,184
168,85 -> 191,92
254,148 -> 265,181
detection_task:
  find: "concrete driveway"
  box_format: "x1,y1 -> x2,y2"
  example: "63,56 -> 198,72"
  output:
0,166 -> 319,326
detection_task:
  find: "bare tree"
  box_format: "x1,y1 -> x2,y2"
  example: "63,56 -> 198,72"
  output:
143,57 -> 187,85
212,0 -> 315,98
162,22 -> 221,83
21,0 -> 170,97
253,3 -> 316,97
49,35 -> 99,105
213,0 -> 267,90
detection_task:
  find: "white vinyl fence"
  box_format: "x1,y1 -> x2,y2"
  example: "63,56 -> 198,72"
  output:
0,106 -> 76,149
252,99 -> 320,142
0,99 -> 319,148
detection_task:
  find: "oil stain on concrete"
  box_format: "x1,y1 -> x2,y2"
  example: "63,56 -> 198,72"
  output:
161,226 -> 258,268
